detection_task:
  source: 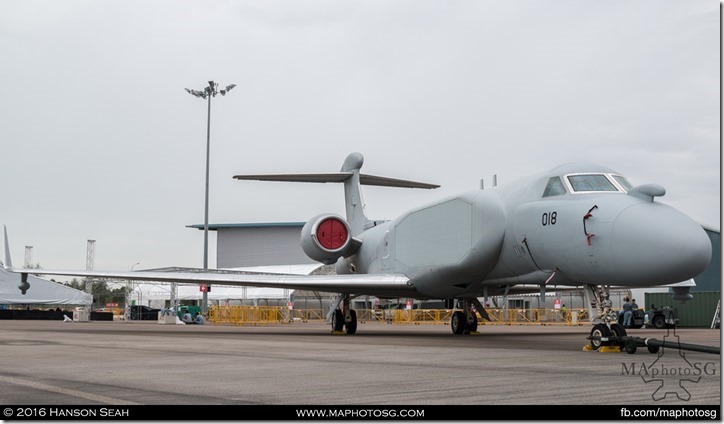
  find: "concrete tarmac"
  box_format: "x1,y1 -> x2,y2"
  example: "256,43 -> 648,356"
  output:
0,320 -> 719,406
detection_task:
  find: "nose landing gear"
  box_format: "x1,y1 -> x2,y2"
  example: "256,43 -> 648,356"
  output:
583,284 -> 627,351
588,322 -> 628,351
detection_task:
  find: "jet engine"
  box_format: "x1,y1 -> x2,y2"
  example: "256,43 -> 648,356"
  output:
17,272 -> 30,295
671,286 -> 694,303
301,214 -> 355,264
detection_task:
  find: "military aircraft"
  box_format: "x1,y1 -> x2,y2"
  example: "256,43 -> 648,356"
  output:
2,152 -> 712,348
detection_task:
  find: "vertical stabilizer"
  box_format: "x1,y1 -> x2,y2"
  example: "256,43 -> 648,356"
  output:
340,153 -> 371,235
3,226 -> 13,269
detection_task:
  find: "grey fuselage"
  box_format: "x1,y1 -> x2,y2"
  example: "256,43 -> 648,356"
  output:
336,163 -> 712,299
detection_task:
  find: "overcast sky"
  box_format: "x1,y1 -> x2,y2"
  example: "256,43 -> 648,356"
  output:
0,0 -> 719,273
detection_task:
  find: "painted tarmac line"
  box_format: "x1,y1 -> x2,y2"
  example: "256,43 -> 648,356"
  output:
0,375 -> 140,405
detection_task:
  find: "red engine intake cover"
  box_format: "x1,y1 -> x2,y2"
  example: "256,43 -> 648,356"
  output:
316,217 -> 349,251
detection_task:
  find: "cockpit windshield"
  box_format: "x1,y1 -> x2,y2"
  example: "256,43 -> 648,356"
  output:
542,177 -> 566,197
565,173 -> 630,194
542,172 -> 633,197
567,175 -> 618,192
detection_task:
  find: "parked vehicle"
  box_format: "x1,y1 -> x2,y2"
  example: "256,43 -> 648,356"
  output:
617,306 -> 678,329
130,305 -> 160,320
176,305 -> 202,320
618,308 -> 646,329
644,306 -> 679,329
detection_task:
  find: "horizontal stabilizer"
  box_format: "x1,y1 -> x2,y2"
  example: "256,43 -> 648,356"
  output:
360,174 -> 439,189
234,173 -> 439,189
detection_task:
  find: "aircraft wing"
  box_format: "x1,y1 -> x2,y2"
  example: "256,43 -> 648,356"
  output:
2,266 -> 415,297
2,226 -> 415,297
3,226 -> 416,297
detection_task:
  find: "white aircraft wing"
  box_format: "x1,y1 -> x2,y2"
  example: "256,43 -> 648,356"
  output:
3,226 -> 414,297
3,266 -> 415,297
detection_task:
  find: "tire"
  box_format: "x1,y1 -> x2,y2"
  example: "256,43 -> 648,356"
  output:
451,311 -> 466,335
589,323 -> 611,350
610,323 -> 627,348
467,313 -> 478,333
345,310 -> 357,335
632,310 -> 645,328
624,338 -> 638,354
647,344 -> 660,354
332,309 -> 345,332
652,315 -> 666,329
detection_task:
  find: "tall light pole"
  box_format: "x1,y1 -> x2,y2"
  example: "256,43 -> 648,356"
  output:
185,81 -> 236,313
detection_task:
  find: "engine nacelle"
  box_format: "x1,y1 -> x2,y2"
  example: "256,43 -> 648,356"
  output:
301,214 -> 353,264
671,286 -> 694,303
19,273 -> 30,295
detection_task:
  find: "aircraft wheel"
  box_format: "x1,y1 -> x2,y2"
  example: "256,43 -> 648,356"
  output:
345,309 -> 357,335
332,309 -> 345,332
652,315 -> 666,329
610,323 -> 627,348
647,344 -> 660,354
467,313 -> 478,333
589,323 -> 611,350
624,338 -> 638,354
451,311 -> 466,335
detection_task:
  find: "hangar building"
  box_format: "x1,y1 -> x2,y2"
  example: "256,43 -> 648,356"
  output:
187,222 -> 312,268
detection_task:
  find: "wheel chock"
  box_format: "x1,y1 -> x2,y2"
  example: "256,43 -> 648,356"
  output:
330,330 -> 346,335
582,345 -> 597,351
598,346 -> 621,353
469,331 -> 480,335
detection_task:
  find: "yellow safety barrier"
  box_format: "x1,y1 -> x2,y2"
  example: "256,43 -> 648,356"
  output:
491,308 -> 591,325
209,306 -> 286,326
388,309 -> 454,325
355,309 -> 388,323
208,307 -> 591,326
292,309 -> 327,322
385,308 -> 589,326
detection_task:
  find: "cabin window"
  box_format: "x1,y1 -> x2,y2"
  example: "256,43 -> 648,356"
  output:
567,174 -> 618,192
542,177 -> 566,197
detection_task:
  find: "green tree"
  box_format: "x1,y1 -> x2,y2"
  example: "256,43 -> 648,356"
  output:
64,278 -> 84,291
63,279 -> 127,308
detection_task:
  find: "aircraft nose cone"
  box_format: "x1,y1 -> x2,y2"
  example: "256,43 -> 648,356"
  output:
611,204 -> 711,285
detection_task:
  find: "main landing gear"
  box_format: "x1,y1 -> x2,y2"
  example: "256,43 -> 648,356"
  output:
329,294 -> 357,335
451,298 -> 490,335
584,284 -> 627,351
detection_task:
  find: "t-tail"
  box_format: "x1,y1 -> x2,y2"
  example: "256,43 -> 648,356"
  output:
233,152 -> 439,236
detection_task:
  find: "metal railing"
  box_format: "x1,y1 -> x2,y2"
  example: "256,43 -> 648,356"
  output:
479,309 -> 587,325
208,306 -> 590,326
209,305 -> 286,325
